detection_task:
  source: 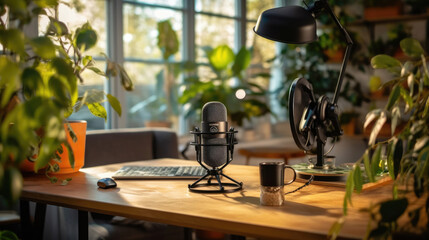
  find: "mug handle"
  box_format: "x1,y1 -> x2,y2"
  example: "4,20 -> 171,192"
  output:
284,165 -> 297,185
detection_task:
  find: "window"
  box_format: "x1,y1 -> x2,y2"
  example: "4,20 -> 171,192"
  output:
35,0 -> 280,133
123,1 -> 183,129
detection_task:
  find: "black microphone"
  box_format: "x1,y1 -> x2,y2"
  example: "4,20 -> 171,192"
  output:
201,101 -> 228,168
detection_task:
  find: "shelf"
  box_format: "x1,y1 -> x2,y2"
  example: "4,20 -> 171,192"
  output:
350,13 -> 429,26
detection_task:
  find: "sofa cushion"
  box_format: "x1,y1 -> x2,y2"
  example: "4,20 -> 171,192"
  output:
84,128 -> 179,168
84,128 -> 154,167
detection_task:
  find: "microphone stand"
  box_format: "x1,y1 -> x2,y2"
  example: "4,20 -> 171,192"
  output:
188,127 -> 243,193
309,0 -> 353,168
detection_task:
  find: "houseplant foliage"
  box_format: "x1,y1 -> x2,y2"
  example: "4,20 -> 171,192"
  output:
0,0 -> 133,207
179,44 -> 271,126
331,38 -> 428,239
130,20 -> 180,125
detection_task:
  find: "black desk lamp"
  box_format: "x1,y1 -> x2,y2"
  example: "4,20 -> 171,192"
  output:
254,0 -> 353,169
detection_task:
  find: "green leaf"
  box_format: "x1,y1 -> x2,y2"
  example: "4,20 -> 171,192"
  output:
61,178 -> 71,186
371,145 -> 382,176
328,216 -> 345,240
401,61 -> 413,77
369,111 -> 387,146
400,38 -> 424,58
0,230 -> 19,240
157,20 -> 179,60
379,198 -> 408,222
208,45 -> 235,72
0,57 -> 21,107
386,85 -> 401,111
392,183 -> 398,199
46,18 -> 69,36
363,151 -> 375,182
423,97 -> 429,118
417,146 -> 429,179
34,0 -> 59,8
118,65 -> 134,91
0,29 -> 26,56
66,122 -> 78,143
88,66 -> 106,76
344,170 -> 354,215
21,68 -> 43,99
82,55 -> 93,66
232,47 -> 251,77
400,87 -> 413,113
391,106 -> 401,136
48,76 -> 68,104
393,139 -> 403,179
387,140 -> 395,179
106,94 -> 122,117
75,26 -> 97,51
353,164 -> 363,193
87,102 -> 107,120
30,36 -> 56,59
364,109 -> 381,129
371,54 -> 402,74
64,141 -> 75,169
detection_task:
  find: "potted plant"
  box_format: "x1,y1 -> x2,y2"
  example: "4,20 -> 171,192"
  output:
179,44 -> 272,127
330,38 -> 428,239
0,0 -> 132,210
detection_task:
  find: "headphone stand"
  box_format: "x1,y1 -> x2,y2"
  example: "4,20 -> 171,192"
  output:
188,127 -> 243,193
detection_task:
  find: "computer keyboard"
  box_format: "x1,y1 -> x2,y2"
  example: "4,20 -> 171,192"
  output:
112,166 -> 207,179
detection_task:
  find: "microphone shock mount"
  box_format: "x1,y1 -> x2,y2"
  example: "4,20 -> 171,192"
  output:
188,127 -> 243,193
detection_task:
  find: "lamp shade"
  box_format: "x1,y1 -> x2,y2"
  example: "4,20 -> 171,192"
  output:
254,6 -> 317,44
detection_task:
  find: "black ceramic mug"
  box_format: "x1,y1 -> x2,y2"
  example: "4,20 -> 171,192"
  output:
259,162 -> 297,206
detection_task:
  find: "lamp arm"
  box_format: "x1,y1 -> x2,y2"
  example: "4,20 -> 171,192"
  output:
318,0 -> 354,105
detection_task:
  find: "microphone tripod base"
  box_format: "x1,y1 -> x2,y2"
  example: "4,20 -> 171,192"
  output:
189,127 -> 242,193
188,170 -> 243,193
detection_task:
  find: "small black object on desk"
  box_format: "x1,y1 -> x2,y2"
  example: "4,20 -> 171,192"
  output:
97,178 -> 117,189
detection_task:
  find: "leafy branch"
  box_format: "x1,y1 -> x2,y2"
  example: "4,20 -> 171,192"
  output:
333,38 -> 429,239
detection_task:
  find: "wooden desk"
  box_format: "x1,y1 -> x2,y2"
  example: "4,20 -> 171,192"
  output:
21,158 -> 392,240
239,147 -> 305,165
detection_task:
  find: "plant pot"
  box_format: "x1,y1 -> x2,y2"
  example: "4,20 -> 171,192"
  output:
324,49 -> 344,63
145,120 -> 172,128
20,120 -> 87,174
342,118 -> 356,136
364,4 -> 402,20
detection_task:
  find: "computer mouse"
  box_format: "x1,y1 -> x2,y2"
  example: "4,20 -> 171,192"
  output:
97,178 -> 117,189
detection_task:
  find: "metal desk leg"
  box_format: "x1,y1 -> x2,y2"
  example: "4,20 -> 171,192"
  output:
20,200 -> 32,240
78,210 -> 88,240
19,200 -> 47,240
184,227 -> 192,240
231,235 -> 246,240
34,203 -> 47,240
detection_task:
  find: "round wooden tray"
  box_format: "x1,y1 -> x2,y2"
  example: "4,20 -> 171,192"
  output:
292,163 -> 350,177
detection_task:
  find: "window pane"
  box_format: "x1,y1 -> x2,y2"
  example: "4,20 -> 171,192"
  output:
246,22 -> 275,67
67,61 -> 107,130
247,0 -> 275,21
127,0 -> 182,8
195,0 -> 236,16
123,4 -> 183,60
38,0 -> 107,57
195,14 -> 235,62
124,62 -> 165,127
